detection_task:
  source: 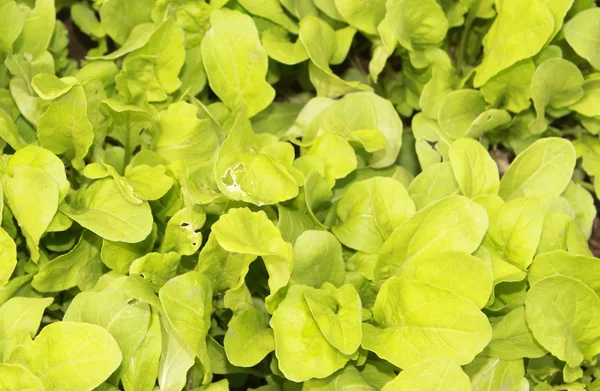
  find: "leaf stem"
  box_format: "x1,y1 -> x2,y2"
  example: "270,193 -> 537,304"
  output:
578,180 -> 595,193
456,0 -> 481,71
124,130 -> 131,168
560,128 -> 585,136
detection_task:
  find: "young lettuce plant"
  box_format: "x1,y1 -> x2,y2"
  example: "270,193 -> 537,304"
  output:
0,0 -> 600,390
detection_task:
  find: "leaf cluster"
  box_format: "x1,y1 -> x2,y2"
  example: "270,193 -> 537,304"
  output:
1,0 -> 600,390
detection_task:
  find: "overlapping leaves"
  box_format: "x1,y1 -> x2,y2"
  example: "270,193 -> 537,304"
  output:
0,0 -> 600,390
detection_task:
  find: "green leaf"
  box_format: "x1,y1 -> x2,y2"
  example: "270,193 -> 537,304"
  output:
307,92 -> 403,167
201,9 -> 274,117
101,226 -> 157,274
0,275 -> 33,308
564,8 -> 600,71
64,284 -> 151,378
37,84 -> 93,170
481,60 -> 535,113
303,365 -> 377,391
291,230 -> 345,288
420,66 -> 456,120
195,379 -> 229,391
487,254 -> 528,288
262,27 -> 309,65
31,73 -> 76,100
300,17 -> 369,98
10,322 -> 122,391
32,231 -> 104,292
395,250 -> 493,309
7,146 -> 70,201
121,275 -> 162,311
211,207 -> 293,299
449,138 -> 499,198
224,307 -> 275,367
530,58 -> 584,133
150,0 -> 213,49
280,0 -> 319,18
0,297 -> 52,339
0,0 -> 24,53
180,46 -> 207,97
130,252 -> 181,290
414,139 -> 441,170
0,228 -> 16,286
302,133 -> 357,184
377,196 -> 488,282
363,275 -> 492,368
464,357 -> 525,391
76,61 -> 119,87
99,0 -> 154,45
0,0 -> 598,388
159,272 -> 212,383
252,101 -> 304,136
314,0 -> 344,20
570,79 -> 600,118
482,306 -> 546,360
539,0 -> 574,40
270,285 -> 351,382
369,18 -> 396,82
196,233 -> 256,292
474,0 -> 554,86
525,276 -> 600,367
537,209 -> 574,255
14,0 -> 55,58
124,164 -> 174,201
60,178 -> 154,243
331,27 -> 357,65
529,250 -> 600,295
438,89 -> 510,139
498,138 -> 576,201
0,363 -> 45,391
408,162 -> 460,209
562,182 -> 595,238
121,308 -> 162,391
487,280 -> 529,314
304,284 -> 362,355
566,221 -> 593,257
386,0 -> 449,51
563,364 -> 584,384
84,163 -> 142,204
160,206 -> 206,256
115,18 -> 185,103
154,102 -> 219,173
485,197 -> 545,270
381,359 -> 471,391
276,204 -> 316,243
157,322 -> 195,391
333,177 -> 415,254
100,99 -> 151,161
215,112 -> 301,205
238,0 -> 298,33
335,0 -> 385,35
71,2 -> 105,39
3,165 -> 59,262
0,108 -> 28,151
302,171 -> 333,227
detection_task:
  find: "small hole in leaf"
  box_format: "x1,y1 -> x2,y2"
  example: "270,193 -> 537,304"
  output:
194,228 -> 202,233
487,115 -> 492,120
192,242 -> 197,246
180,222 -> 190,228
127,298 -> 141,306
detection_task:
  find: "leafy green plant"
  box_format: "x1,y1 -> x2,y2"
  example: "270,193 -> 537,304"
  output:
1,0 -> 600,390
